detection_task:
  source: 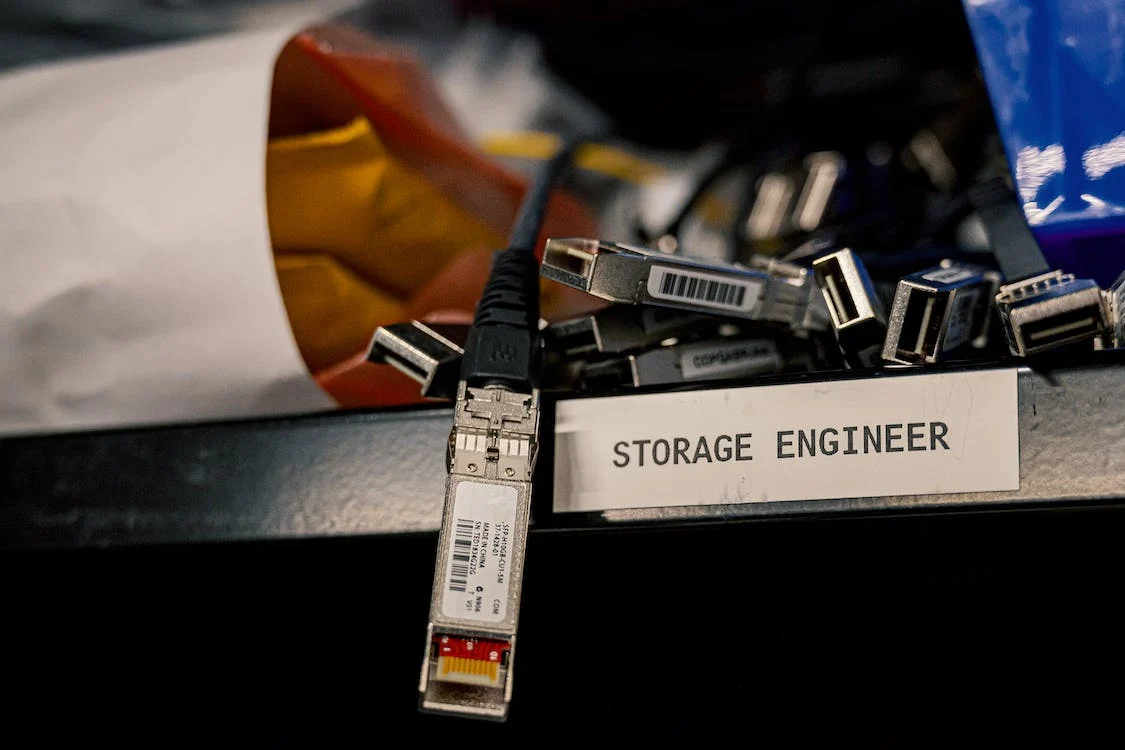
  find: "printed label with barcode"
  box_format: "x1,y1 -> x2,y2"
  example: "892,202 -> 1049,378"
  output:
441,481 -> 518,623
446,519 -> 474,592
647,265 -> 761,313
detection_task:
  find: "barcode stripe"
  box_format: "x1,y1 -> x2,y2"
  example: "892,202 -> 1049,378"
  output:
448,519 -> 474,593
652,269 -> 749,309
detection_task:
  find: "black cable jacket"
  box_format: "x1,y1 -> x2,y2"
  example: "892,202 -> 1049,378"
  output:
507,137 -> 585,254
640,150 -> 736,244
969,178 -> 1050,282
460,137 -> 590,388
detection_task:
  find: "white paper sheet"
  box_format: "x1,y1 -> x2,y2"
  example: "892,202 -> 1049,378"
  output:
0,28 -> 334,435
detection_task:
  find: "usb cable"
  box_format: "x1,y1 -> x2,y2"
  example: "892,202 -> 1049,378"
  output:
971,179 -> 1110,355
968,178 -> 1050,283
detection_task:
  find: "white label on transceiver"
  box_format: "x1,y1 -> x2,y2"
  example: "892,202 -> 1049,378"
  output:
553,369 -> 1019,512
921,266 -> 978,285
679,339 -> 781,380
442,482 -> 517,622
647,265 -> 762,313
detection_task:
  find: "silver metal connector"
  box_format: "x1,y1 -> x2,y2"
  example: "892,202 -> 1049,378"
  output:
882,260 -> 1000,364
746,172 -> 797,240
368,321 -> 465,399
1108,271 -> 1125,349
995,270 -> 1109,356
582,336 -> 788,389
811,248 -> 887,368
746,254 -> 831,334
792,151 -> 845,232
541,238 -> 828,333
420,383 -> 539,721
544,305 -> 714,356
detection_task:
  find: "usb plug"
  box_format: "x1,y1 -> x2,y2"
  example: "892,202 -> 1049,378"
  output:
883,261 -> 999,364
812,249 -> 887,368
995,270 -> 1109,356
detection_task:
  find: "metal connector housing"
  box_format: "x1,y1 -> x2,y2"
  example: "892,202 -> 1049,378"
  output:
747,254 -> 831,334
582,336 -> 799,389
545,305 -> 714,356
420,384 -> 539,720
792,151 -> 845,232
811,249 -> 887,368
541,238 -> 828,333
882,261 -> 1000,364
746,172 -> 797,240
995,270 -> 1109,356
1109,271 -> 1125,348
368,321 -> 465,399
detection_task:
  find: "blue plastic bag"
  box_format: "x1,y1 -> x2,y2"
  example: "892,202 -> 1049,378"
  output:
963,0 -> 1125,283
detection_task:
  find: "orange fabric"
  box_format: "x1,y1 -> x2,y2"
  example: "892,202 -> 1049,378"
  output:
273,253 -> 406,374
268,116 -> 503,300
316,353 -> 427,408
266,25 -> 600,406
270,26 -> 594,248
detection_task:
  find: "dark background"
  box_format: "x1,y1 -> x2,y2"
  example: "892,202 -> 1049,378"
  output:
10,507 -> 1125,745
457,0 -> 983,147
5,0 -> 1124,745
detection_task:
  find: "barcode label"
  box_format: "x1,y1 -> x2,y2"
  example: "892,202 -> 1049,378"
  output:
441,481 -> 518,623
647,266 -> 761,312
447,519 -> 474,593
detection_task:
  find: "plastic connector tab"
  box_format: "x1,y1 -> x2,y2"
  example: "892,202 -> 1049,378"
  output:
995,270 -> 1109,356
811,248 -> 887,368
883,261 -> 1000,365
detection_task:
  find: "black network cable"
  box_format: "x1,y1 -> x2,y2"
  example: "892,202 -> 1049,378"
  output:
459,137 -> 587,390
367,139 -> 586,397
968,177 -> 1049,282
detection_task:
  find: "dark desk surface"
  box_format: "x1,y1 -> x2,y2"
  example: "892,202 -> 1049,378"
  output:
8,509 -> 1125,744
3,358 -> 1124,549
5,355 -> 1124,742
